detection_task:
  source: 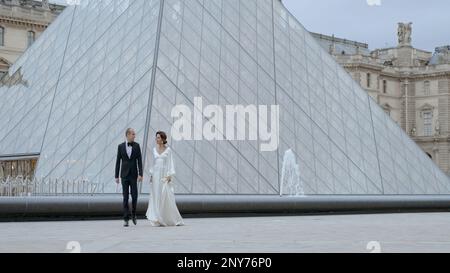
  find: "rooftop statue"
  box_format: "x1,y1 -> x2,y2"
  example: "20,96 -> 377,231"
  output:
398,22 -> 412,46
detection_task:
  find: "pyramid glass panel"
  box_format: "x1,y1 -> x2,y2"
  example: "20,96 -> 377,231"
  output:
0,0 -> 448,195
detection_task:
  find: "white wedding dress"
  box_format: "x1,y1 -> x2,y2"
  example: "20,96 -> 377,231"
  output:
146,146 -> 184,227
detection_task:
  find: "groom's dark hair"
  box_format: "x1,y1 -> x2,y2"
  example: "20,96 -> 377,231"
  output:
125,128 -> 134,136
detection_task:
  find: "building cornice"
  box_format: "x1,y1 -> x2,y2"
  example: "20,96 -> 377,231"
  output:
0,16 -> 50,29
0,1 -> 64,29
412,135 -> 450,143
412,94 -> 450,99
342,62 -> 385,72
310,32 -> 369,49
0,46 -> 27,55
344,63 -> 450,80
378,93 -> 403,99
407,71 -> 450,80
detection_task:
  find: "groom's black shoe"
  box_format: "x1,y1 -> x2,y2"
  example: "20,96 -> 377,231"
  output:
132,215 -> 137,225
124,220 -> 129,227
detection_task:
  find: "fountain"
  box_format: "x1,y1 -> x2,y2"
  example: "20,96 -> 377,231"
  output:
280,149 -> 305,197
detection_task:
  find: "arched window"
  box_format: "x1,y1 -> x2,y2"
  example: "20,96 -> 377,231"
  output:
0,26 -> 4,47
27,31 -> 35,47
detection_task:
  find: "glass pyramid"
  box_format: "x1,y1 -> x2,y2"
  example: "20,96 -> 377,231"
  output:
0,0 -> 448,194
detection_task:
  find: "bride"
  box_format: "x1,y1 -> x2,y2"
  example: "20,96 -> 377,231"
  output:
146,131 -> 184,227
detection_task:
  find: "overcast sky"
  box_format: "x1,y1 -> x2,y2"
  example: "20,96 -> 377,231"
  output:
45,0 -> 449,53
283,0 -> 450,52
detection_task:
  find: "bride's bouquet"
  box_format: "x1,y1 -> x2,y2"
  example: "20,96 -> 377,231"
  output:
162,176 -> 172,183
161,176 -> 174,195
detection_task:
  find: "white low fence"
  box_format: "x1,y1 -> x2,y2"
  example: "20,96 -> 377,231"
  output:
0,176 -> 104,196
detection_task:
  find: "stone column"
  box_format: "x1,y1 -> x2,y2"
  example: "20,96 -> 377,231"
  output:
401,79 -> 409,133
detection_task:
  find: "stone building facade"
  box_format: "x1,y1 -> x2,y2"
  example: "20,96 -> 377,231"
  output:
312,24 -> 450,176
0,0 -> 64,77
0,0 -> 64,179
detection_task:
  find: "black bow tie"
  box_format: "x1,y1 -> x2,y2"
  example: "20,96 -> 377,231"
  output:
127,142 -> 133,147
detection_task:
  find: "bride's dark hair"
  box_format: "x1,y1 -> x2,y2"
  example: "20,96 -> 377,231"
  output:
156,131 -> 168,145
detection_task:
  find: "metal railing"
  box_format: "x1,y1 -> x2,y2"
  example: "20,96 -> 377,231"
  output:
0,176 -> 104,196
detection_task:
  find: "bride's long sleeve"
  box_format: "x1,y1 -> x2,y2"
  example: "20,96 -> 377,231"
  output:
167,149 -> 176,178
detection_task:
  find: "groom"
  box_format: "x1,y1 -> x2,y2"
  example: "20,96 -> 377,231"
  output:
115,128 -> 143,227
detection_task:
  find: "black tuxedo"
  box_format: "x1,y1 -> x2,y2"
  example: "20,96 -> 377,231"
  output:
115,141 -> 143,221
115,142 -> 143,179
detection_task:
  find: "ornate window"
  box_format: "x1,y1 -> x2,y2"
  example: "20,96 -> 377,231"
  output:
422,110 -> 433,136
419,103 -> 434,137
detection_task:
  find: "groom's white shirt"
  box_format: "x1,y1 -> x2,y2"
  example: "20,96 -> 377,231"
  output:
125,140 -> 132,159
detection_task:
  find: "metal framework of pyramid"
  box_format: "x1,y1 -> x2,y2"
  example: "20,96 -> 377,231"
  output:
0,0 -> 448,194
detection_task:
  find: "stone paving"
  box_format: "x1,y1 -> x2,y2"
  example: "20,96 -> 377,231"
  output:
1,213 -> 450,253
